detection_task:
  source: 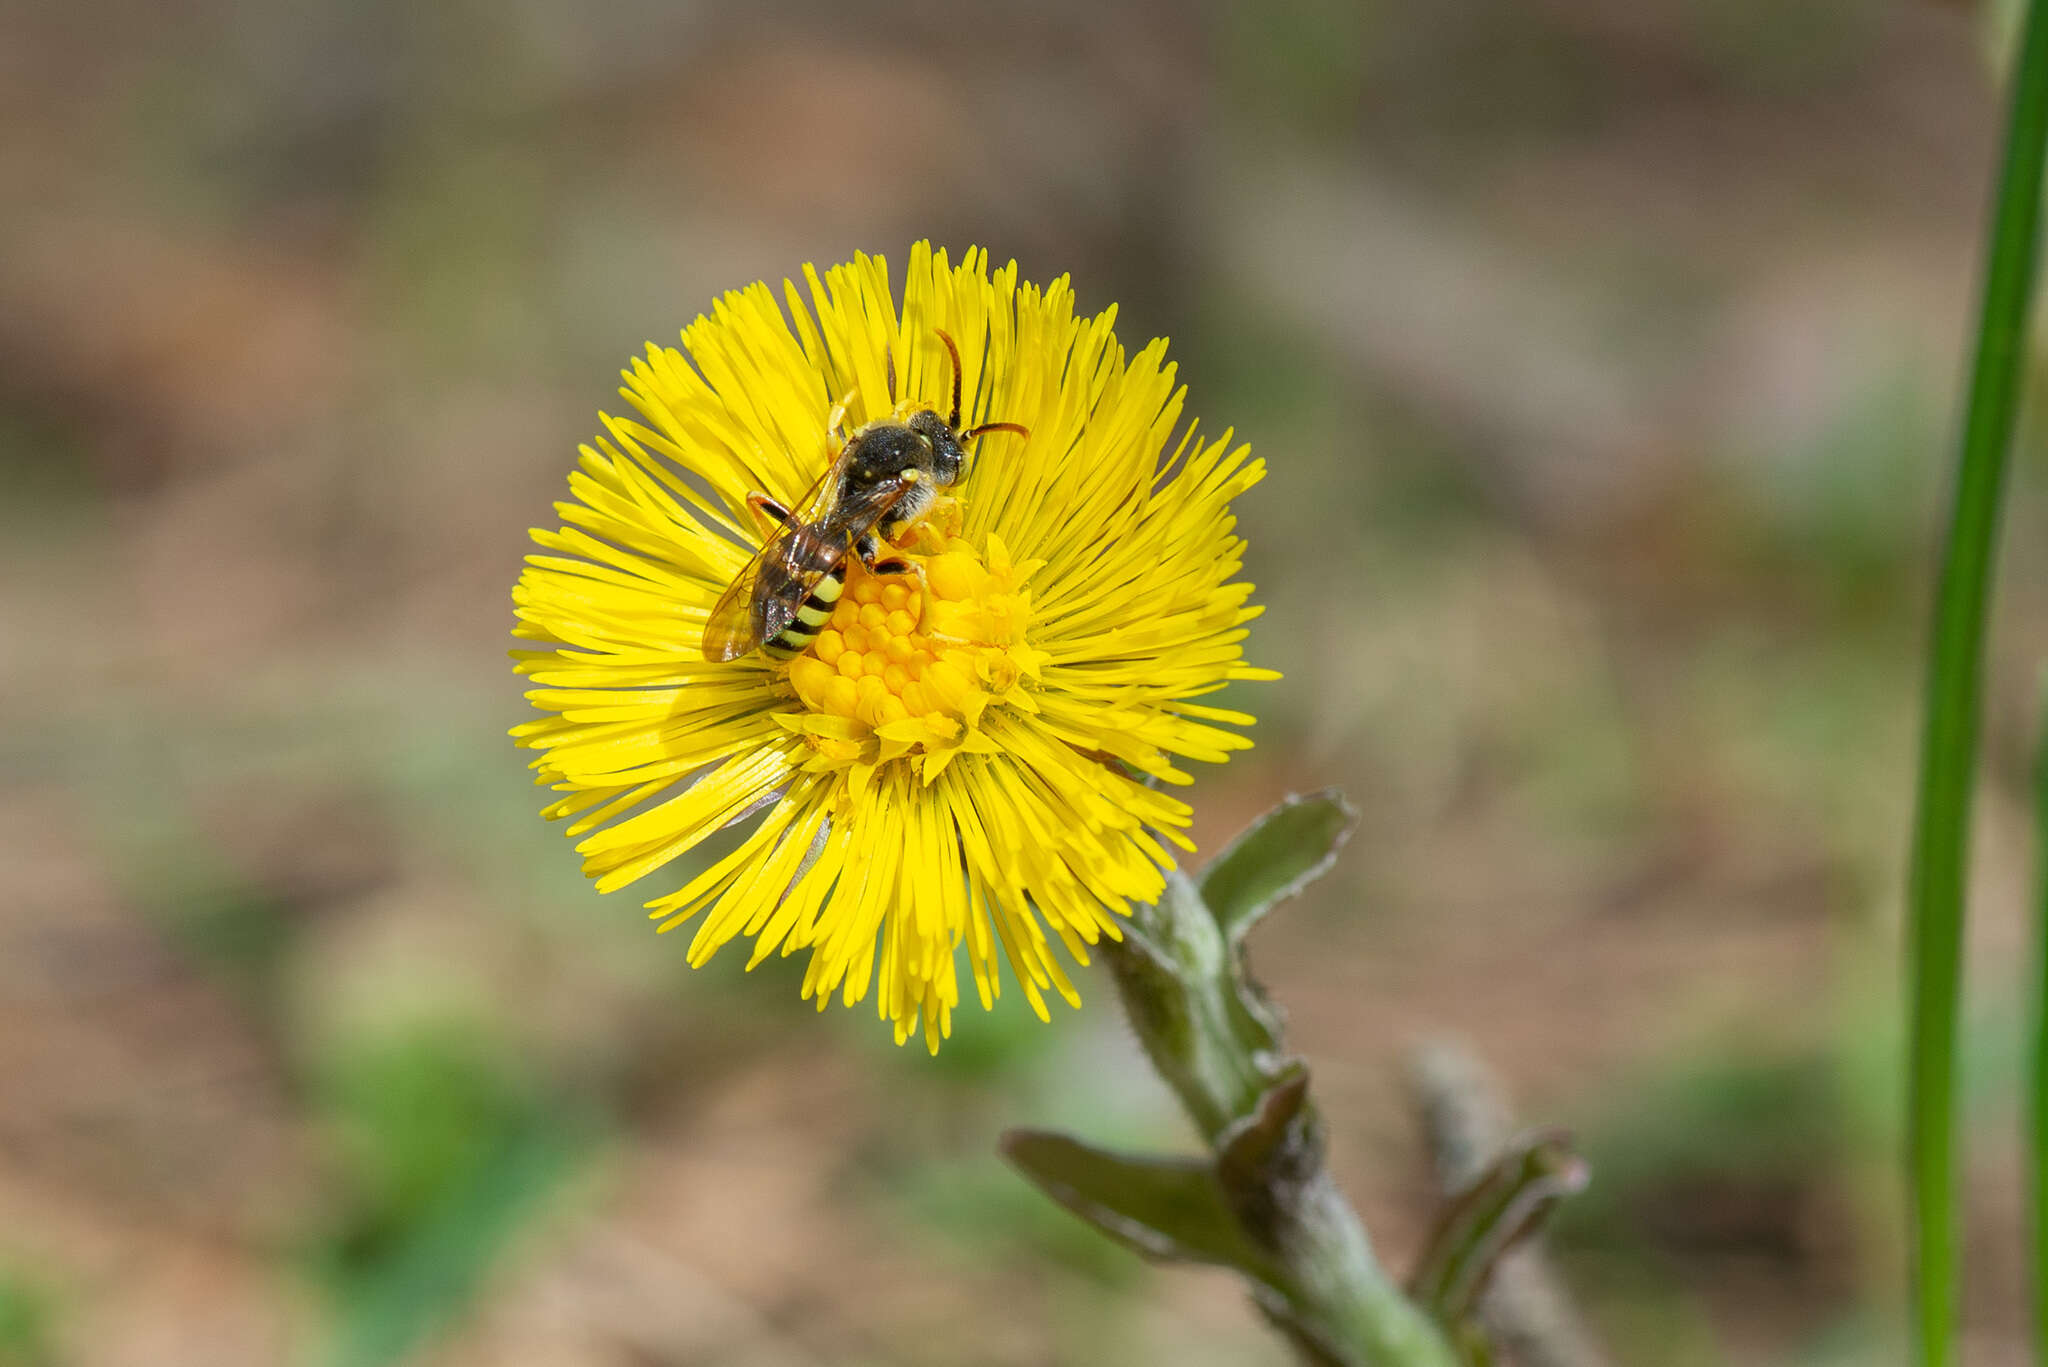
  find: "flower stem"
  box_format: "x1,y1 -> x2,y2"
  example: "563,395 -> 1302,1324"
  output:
1007,804 -> 1595,1365
1103,875 -> 1458,1367
1906,3 -> 2048,1361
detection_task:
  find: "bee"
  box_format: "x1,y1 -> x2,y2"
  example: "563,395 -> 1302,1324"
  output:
699,330 -> 1028,663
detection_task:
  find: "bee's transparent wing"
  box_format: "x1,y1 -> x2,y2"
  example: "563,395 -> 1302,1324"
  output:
701,531 -> 786,662
699,445 -> 854,663
828,472 -> 922,546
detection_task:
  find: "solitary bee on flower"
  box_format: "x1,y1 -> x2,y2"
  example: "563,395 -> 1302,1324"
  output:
512,243 -> 1273,1051
699,328 -> 1027,664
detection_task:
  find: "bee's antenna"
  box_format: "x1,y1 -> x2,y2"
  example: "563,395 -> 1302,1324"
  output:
935,328 -> 964,429
961,421 -> 1029,442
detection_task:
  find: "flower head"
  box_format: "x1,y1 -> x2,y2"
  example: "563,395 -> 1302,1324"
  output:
512,243 -> 1273,1051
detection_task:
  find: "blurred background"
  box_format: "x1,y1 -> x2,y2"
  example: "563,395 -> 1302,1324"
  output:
5,0 -> 2047,1362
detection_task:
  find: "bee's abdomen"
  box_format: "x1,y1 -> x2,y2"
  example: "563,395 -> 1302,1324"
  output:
764,565 -> 845,659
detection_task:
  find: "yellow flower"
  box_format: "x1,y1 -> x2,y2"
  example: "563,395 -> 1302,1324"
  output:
511,243 -> 1274,1051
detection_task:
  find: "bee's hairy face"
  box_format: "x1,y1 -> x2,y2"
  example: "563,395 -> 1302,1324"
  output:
905,409 -> 968,486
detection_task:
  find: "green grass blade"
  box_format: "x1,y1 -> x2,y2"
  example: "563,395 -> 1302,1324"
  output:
2035,689 -> 2048,1363
1906,4 -> 2048,1362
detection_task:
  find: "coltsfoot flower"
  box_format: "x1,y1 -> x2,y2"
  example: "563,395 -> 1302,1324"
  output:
512,243 -> 1273,1051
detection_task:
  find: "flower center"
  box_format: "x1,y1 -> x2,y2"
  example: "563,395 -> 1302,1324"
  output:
780,526 -> 1045,782
789,565 -> 955,728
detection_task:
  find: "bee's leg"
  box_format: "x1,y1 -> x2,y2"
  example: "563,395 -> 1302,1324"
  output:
746,492 -> 794,538
857,534 -> 928,624
862,543 -> 979,645
873,555 -> 936,630
855,531 -> 896,574
863,548 -> 991,647
825,387 -> 858,448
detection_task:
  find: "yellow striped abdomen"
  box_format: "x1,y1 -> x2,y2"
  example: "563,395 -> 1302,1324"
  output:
763,564 -> 845,659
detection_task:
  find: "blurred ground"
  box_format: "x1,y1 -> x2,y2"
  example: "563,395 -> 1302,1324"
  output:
3,1 -> 2046,1363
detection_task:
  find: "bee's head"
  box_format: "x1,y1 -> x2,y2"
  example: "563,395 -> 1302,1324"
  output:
905,409 -> 969,487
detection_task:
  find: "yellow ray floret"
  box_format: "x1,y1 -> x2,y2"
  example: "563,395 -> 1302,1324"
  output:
511,242 -> 1276,1052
